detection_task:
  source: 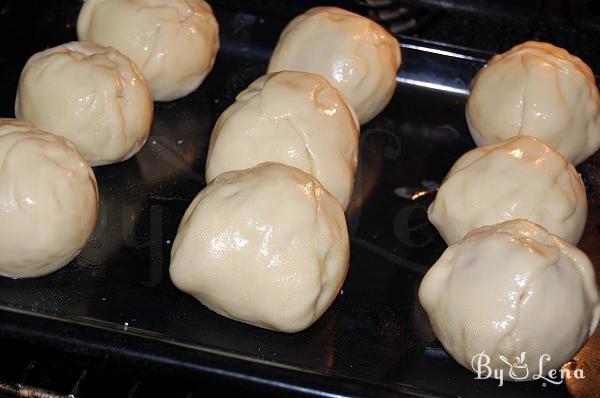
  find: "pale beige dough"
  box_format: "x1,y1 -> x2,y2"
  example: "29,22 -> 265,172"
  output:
268,7 -> 401,124
205,71 -> 359,209
419,219 -> 600,381
0,119 -> 99,278
77,0 -> 219,101
467,41 -> 600,166
16,41 -> 153,166
170,162 -> 350,333
428,135 -> 587,245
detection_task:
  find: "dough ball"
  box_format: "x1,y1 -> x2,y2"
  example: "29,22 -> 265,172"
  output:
0,119 -> 99,278
267,7 -> 401,125
77,0 -> 219,101
466,41 -> 600,166
170,162 -> 349,333
428,135 -> 587,245
16,41 -> 153,166
419,219 -> 600,381
206,71 -> 359,209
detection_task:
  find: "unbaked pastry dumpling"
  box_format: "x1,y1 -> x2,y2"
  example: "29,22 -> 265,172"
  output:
170,162 -> 349,333
205,71 -> 359,209
77,0 -> 219,101
466,41 -> 600,166
0,119 -> 99,278
267,7 -> 401,125
428,135 -> 587,245
419,219 -> 600,381
16,41 -> 153,166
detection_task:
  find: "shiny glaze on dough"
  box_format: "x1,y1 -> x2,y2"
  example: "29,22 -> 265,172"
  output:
16,41 -> 153,166
77,0 -> 219,101
170,162 -> 349,333
419,219 -> 600,381
268,7 -> 401,124
206,71 -> 359,209
428,135 -> 587,245
0,119 -> 99,278
467,41 -> 600,166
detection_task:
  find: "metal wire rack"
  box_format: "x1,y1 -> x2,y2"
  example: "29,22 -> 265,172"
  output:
0,339 -> 260,398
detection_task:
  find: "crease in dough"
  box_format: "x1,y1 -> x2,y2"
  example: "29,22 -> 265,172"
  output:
16,41 -> 153,166
267,6 -> 401,124
170,162 -> 350,333
0,119 -> 99,278
428,135 -> 587,245
419,219 -> 600,381
467,41 -> 600,165
206,71 -> 359,209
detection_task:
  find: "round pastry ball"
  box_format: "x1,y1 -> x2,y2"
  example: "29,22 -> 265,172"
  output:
466,41 -> 600,166
170,162 -> 350,333
428,135 -> 587,245
267,7 -> 401,125
0,119 -> 99,278
206,71 -> 359,209
77,0 -> 219,101
16,41 -> 153,166
419,219 -> 600,381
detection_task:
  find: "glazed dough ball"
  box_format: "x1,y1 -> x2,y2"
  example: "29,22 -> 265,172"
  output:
206,71 -> 359,209
466,41 -> 600,166
77,0 -> 219,101
0,119 -> 99,278
428,135 -> 587,245
419,219 -> 600,381
16,41 -> 153,166
170,162 -> 349,333
267,7 -> 401,125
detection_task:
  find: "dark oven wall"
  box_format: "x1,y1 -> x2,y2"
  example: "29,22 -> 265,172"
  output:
1,0 -> 599,69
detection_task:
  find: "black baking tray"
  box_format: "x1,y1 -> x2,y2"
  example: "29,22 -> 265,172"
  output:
0,1 -> 599,397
